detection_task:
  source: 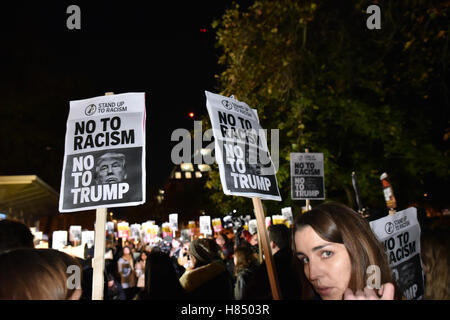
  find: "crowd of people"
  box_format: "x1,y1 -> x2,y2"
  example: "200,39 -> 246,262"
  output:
0,202 -> 449,300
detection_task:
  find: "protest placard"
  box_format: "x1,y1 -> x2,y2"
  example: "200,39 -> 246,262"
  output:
82,230 -> 95,248
169,213 -> 179,231
130,224 -> 141,240
199,215 -> 212,236
212,218 -> 223,233
69,225 -> 82,243
272,215 -> 285,225
117,222 -> 129,239
205,91 -> 282,299
59,92 -> 146,212
205,91 -> 281,201
370,207 -> 425,300
52,231 -> 68,250
281,207 -> 293,227
290,152 -> 325,200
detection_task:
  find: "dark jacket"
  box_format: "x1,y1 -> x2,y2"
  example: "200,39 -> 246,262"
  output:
234,264 -> 258,300
245,247 -> 302,300
179,261 -> 234,300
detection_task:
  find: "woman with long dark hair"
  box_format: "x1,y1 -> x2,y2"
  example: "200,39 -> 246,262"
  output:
293,202 -> 401,300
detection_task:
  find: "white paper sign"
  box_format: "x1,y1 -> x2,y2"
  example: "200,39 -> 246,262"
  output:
169,213 -> 179,231
199,215 -> 212,236
370,207 -> 425,300
69,225 -> 82,242
290,153 -> 325,200
130,224 -> 141,240
59,92 -> 146,212
52,231 -> 68,250
82,230 -> 95,248
205,91 -> 281,201
281,207 -> 294,225
248,219 -> 257,235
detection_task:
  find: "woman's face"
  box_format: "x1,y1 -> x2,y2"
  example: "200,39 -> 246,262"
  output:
294,226 -> 352,300
123,247 -> 130,255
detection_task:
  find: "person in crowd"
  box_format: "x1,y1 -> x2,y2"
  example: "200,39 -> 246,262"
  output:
234,245 -> 260,300
135,251 -> 148,290
179,238 -> 234,300
168,237 -> 186,278
0,248 -> 82,300
216,232 -> 234,260
421,227 -> 450,299
138,250 -> 186,300
117,246 -> 137,299
177,240 -> 192,274
216,232 -> 235,276
105,274 -> 126,300
0,219 -> 34,252
293,202 -> 400,300
95,152 -> 127,184
246,224 -> 302,299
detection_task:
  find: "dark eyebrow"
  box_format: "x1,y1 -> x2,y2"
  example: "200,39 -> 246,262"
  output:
312,244 -> 332,252
296,243 -> 332,256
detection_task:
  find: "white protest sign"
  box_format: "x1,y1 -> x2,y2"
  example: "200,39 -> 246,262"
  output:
69,225 -> 82,243
290,153 -> 325,200
52,231 -> 68,250
212,218 -> 223,233
117,222 -> 129,239
59,92 -> 146,212
370,207 -> 425,300
205,91 -> 281,201
281,207 -> 293,226
130,224 -> 141,240
248,219 -> 258,235
106,221 -> 115,235
162,222 -> 172,238
82,230 -> 95,248
272,215 -> 286,225
169,213 -> 179,231
199,215 -> 212,236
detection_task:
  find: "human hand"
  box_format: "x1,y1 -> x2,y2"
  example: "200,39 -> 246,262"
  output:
343,283 -> 395,300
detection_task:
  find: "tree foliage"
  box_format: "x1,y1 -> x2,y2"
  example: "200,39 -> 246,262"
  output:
204,0 -> 449,215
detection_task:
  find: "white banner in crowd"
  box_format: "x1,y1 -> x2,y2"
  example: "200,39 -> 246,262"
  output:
82,230 -> 95,248
281,207 -> 294,226
52,231 -> 68,250
199,215 -> 212,236
69,225 -> 82,242
205,91 -> 281,201
130,224 -> 141,240
290,153 -> 325,200
59,92 -> 146,212
248,219 -> 257,235
370,207 -> 425,300
169,213 -> 179,231
106,221 -> 115,235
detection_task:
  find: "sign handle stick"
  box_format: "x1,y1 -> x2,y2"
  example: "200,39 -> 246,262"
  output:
92,207 -> 107,300
257,229 -> 263,264
252,197 -> 282,300
304,148 -> 311,211
92,92 -> 114,300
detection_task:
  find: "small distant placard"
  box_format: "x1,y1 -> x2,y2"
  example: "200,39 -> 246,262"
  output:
290,153 -> 325,200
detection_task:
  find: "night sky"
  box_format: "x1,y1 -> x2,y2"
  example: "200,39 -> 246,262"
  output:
0,1 -> 246,192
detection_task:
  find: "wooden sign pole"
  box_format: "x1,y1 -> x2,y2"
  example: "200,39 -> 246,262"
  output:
92,207 -> 107,300
92,92 -> 114,300
304,148 -> 311,212
252,197 -> 282,300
